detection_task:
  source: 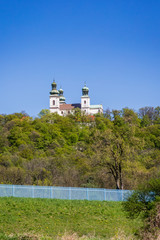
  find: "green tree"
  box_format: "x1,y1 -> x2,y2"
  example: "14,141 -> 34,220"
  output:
38,109 -> 50,118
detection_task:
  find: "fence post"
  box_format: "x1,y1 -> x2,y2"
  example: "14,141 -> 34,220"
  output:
50,186 -> 52,199
86,188 -> 89,200
12,185 -> 14,197
69,187 -> 71,200
104,189 -> 106,201
32,185 -> 34,198
122,190 -> 124,201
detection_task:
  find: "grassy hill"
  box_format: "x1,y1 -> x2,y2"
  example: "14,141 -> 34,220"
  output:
0,197 -> 142,240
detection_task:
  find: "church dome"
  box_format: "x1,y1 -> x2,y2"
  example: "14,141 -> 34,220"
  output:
59,88 -> 66,103
82,85 -> 89,91
60,96 -> 66,103
50,89 -> 59,95
82,84 -> 89,96
52,81 -> 57,87
59,88 -> 64,95
50,80 -> 59,95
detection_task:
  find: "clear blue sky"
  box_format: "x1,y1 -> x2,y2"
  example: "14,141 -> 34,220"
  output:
0,0 -> 160,117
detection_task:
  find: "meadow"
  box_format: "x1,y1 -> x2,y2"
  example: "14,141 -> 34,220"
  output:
0,197 -> 142,240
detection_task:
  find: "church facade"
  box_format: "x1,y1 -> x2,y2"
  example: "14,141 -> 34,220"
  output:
49,80 -> 103,116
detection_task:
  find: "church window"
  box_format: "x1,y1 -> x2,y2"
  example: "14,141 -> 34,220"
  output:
53,100 -> 55,105
84,100 -> 86,104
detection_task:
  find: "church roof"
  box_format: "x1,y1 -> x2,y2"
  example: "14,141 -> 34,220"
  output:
71,103 -> 81,108
60,104 -> 75,110
60,103 -> 81,111
90,104 -> 103,109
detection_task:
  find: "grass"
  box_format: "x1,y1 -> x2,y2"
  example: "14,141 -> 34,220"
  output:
0,197 -> 142,240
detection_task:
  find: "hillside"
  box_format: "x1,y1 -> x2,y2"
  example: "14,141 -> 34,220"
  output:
0,107 -> 160,189
0,197 -> 142,240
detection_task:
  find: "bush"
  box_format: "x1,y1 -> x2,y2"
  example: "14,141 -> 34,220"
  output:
123,178 -> 160,219
123,178 -> 160,239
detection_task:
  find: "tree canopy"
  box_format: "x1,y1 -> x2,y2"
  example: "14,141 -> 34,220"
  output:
0,107 -> 160,189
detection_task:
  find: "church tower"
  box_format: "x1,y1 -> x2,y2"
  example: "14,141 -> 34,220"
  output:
59,88 -> 66,105
81,84 -> 90,114
49,80 -> 60,113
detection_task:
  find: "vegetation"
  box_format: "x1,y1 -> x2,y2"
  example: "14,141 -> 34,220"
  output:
123,178 -> 160,239
0,197 -> 142,239
1,107 -> 160,239
0,106 -> 160,189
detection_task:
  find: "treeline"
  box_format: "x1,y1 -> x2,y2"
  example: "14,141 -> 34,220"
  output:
0,106 -> 160,189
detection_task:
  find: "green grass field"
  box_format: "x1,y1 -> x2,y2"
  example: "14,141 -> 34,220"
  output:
0,197 -> 142,240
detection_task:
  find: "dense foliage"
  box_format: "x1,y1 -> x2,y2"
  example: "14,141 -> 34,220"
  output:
0,106 -> 160,189
123,178 -> 160,218
123,178 -> 160,239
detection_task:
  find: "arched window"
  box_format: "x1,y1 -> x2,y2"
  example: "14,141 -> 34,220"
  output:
84,100 -> 86,104
53,100 -> 55,105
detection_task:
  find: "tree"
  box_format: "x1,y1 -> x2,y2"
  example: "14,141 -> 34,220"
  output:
154,106 -> 160,124
122,108 -> 140,126
104,108 -> 112,120
139,107 -> 155,126
91,129 -> 133,189
123,178 -> 160,217
105,134 -> 126,189
38,109 -> 50,118
123,178 -> 160,239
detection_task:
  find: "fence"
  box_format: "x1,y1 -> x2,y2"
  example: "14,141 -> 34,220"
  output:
0,184 -> 131,201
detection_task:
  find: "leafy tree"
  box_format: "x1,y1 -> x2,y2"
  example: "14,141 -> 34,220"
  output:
123,178 -> 160,218
104,108 -> 112,120
122,108 -> 140,126
123,178 -> 160,240
38,109 -> 50,118
139,107 -> 155,126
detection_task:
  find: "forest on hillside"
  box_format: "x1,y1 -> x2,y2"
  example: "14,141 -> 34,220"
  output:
0,107 -> 160,190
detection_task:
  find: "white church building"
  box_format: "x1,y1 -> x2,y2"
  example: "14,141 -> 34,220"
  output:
49,80 -> 103,116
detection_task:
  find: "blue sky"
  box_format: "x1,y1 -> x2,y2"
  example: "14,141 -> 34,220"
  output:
0,0 -> 160,117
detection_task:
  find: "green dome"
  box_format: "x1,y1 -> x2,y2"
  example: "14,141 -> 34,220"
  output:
82,86 -> 89,92
59,88 -> 64,95
59,88 -> 65,103
60,96 -> 66,103
50,80 -> 59,95
82,84 -> 89,96
50,89 -> 59,95
52,81 -> 57,88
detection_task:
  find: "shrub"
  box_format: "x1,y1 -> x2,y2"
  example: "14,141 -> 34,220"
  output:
123,178 -> 160,219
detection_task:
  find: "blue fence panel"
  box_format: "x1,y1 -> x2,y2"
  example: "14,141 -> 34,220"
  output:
0,184 -> 132,201
88,188 -> 105,201
0,184 -> 13,197
71,188 -> 87,200
105,190 -> 121,201
34,186 -> 51,199
52,187 -> 70,200
14,185 -> 32,198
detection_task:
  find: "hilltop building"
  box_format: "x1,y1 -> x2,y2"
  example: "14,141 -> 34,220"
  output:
49,80 -> 103,116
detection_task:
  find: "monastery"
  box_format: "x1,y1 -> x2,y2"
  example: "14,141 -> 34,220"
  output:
49,80 -> 103,116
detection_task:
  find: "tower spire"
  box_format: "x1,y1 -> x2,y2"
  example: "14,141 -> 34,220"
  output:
59,87 -> 66,104
50,80 -> 59,95
82,83 -> 89,96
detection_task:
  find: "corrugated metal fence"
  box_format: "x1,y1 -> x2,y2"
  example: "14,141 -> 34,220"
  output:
0,184 -> 131,201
